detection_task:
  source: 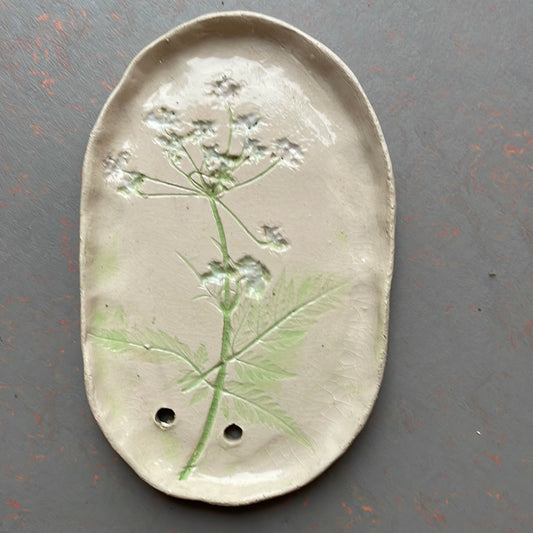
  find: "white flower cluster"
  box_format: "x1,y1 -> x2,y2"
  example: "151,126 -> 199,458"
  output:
209,76 -> 242,100
201,256 -> 271,299
103,151 -> 144,197
271,138 -> 304,168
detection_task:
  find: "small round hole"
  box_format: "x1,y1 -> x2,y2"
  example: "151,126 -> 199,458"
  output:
155,407 -> 175,427
223,423 -> 243,441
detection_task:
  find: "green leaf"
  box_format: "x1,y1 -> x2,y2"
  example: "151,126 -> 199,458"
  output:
234,357 -> 295,385
223,382 -> 311,447
231,273 -> 348,364
89,328 -> 207,373
189,386 -> 210,405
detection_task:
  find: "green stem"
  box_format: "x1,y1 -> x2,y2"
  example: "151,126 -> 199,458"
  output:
209,198 -> 229,264
168,159 -> 203,191
142,192 -> 201,199
178,362 -> 227,480
178,198 -> 233,479
216,199 -> 267,247
141,174 -> 198,194
225,105 -> 233,154
180,142 -> 202,175
175,251 -> 202,281
232,159 -> 280,190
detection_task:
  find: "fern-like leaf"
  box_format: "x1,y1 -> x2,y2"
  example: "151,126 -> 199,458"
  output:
234,357 -> 295,385
231,273 -> 347,363
89,328 -> 208,373
189,385 -> 210,405
223,382 -> 311,447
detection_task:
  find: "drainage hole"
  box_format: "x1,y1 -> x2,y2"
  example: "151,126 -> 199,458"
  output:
224,423 -> 243,441
155,407 -> 175,427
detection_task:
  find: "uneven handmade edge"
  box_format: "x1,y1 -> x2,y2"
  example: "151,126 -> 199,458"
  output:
80,11 -> 395,505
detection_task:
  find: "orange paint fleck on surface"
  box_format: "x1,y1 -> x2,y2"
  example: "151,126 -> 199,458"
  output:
54,20 -> 64,31
504,144 -> 524,156
434,223 -> 461,239
402,212 -> 421,222
111,12 -> 121,20
414,494 -> 447,525
8,499 -> 21,509
411,249 -> 445,267
37,13 -> 49,21
60,218 -> 74,230
93,474 -> 100,486
61,234 -> 78,272
41,77 -> 55,95
489,455 -> 501,466
34,413 -> 42,426
6,296 -> 29,303
102,81 -> 114,91
29,453 -> 46,464
341,502 -> 352,515
362,505 -> 373,512
30,124 -> 41,135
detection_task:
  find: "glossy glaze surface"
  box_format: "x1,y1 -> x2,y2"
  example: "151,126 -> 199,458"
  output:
80,11 -> 394,505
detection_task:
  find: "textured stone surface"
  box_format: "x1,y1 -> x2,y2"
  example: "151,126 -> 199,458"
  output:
1,0 -> 531,530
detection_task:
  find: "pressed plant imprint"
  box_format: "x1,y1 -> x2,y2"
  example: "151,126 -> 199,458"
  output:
89,75 -> 347,480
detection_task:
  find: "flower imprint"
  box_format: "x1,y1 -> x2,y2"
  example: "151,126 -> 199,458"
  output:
188,120 -> 218,145
236,256 -> 271,298
104,152 -> 143,197
144,107 -> 182,133
201,261 -> 236,289
262,225 -> 290,252
234,113 -> 260,134
209,75 -> 242,100
272,138 -> 304,168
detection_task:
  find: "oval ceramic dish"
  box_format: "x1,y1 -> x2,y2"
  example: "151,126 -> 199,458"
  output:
80,11 -> 394,505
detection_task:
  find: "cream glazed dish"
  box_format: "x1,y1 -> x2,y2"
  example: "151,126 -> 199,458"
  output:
80,11 -> 395,505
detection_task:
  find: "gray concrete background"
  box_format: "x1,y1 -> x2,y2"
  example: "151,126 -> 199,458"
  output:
1,1 -> 531,531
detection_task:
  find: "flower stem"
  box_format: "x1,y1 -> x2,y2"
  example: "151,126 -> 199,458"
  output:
225,105 -> 233,154
142,192 -> 201,199
180,142 -> 202,175
141,174 -> 197,193
178,362 -> 227,480
178,198 -> 233,479
168,159 -> 203,191
232,159 -> 280,190
216,199 -> 267,247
